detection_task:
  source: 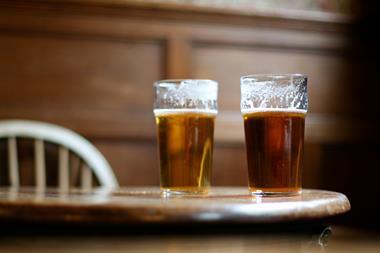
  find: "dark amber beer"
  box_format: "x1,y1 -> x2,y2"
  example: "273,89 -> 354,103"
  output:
241,74 -> 308,195
155,109 -> 216,194
243,109 -> 305,195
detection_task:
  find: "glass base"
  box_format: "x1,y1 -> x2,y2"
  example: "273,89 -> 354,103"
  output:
249,188 -> 302,197
161,187 -> 209,197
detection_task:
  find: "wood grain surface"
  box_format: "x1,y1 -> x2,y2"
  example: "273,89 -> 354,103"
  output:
0,187 -> 350,224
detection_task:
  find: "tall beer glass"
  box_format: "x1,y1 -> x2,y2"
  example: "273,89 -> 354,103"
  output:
154,79 -> 218,195
240,74 -> 308,196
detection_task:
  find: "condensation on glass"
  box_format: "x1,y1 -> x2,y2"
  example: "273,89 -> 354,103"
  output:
154,79 -> 218,195
240,74 -> 308,196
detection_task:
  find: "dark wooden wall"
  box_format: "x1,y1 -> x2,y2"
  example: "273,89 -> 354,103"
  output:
0,0 -> 379,227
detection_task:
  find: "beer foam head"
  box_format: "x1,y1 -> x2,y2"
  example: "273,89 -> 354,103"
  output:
154,79 -> 218,111
241,108 -> 307,115
240,74 -> 308,112
154,108 -> 218,116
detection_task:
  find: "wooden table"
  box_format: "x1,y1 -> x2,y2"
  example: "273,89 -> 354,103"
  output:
0,187 -> 377,253
0,187 -> 350,224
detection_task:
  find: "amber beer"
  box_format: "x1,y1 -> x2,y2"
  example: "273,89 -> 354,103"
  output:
155,109 -> 216,194
243,109 -> 306,195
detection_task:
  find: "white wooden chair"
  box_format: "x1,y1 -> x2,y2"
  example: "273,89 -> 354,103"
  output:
0,120 -> 119,191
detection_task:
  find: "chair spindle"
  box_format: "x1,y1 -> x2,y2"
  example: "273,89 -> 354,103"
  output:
81,164 -> 92,191
58,147 -> 69,192
8,137 -> 19,187
34,139 -> 46,190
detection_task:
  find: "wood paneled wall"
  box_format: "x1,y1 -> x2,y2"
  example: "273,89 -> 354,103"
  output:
0,1 -> 377,196
0,1 -> 351,185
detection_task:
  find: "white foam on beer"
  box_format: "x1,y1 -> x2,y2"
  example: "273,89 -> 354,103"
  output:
240,76 -> 308,111
154,108 -> 218,116
241,108 -> 307,116
158,80 -> 218,101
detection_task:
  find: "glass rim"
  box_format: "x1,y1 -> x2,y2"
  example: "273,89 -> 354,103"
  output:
153,79 -> 218,87
241,73 -> 307,82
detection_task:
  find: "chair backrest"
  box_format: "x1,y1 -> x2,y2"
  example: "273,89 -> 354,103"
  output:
0,120 -> 119,191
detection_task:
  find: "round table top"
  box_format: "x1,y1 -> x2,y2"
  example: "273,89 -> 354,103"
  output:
0,187 -> 350,224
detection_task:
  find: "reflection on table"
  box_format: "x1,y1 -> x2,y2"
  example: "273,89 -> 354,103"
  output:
0,187 -> 376,253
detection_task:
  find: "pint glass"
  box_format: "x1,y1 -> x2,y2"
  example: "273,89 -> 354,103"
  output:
154,79 -> 218,195
240,74 -> 308,196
